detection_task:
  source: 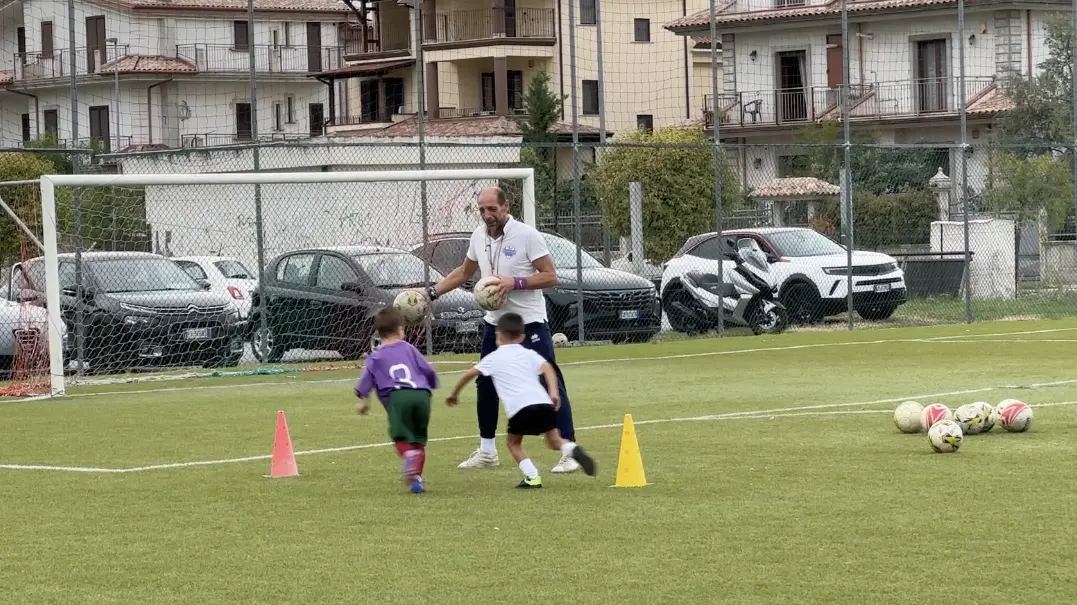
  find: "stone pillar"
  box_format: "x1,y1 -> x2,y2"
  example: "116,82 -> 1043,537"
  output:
494,57 -> 508,116
928,167 -> 952,222
425,62 -> 440,119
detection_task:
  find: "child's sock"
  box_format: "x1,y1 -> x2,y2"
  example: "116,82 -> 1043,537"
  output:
394,441 -> 411,458
559,441 -> 578,457
519,458 -> 539,480
403,449 -> 421,480
480,438 -> 497,455
414,445 -> 426,476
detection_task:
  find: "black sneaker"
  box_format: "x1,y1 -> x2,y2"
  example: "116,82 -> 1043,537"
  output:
571,445 -> 597,476
516,476 -> 543,489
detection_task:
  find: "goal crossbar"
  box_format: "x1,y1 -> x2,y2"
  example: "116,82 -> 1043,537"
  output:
38,168 -> 535,396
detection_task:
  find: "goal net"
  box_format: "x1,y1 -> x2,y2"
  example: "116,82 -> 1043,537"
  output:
29,168 -> 535,397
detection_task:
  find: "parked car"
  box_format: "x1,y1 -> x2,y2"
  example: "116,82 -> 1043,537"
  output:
1,298 -> 68,378
173,256 -> 258,318
11,252 -> 246,372
248,245 -> 484,362
410,231 -> 661,343
660,227 -> 907,327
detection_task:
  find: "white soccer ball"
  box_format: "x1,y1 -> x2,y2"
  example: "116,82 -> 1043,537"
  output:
973,401 -> 996,432
552,332 -> 569,348
928,419 -> 963,453
392,290 -> 428,325
920,403 -> 953,431
893,401 -> 924,433
996,398 -> 1021,417
473,276 -> 504,311
954,403 -> 989,435
999,400 -> 1033,433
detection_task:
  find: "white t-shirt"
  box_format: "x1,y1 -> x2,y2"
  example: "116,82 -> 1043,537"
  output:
466,217 -> 551,325
474,344 -> 552,418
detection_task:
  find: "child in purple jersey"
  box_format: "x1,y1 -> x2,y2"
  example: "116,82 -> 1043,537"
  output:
355,307 -> 440,493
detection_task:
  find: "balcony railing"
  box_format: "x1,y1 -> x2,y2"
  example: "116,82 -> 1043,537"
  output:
180,133 -> 311,148
343,29 -> 411,57
12,45 -> 128,81
425,8 -> 556,44
703,77 -> 997,128
437,106 -> 527,118
175,44 -> 344,74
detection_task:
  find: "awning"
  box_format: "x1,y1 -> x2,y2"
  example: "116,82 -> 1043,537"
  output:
309,59 -> 416,80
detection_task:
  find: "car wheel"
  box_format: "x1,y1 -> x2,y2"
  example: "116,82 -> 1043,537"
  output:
780,282 -> 823,325
250,322 -> 285,363
662,283 -> 710,335
857,304 -> 898,321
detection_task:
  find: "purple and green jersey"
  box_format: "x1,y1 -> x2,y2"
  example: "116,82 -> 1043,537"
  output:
355,341 -> 440,408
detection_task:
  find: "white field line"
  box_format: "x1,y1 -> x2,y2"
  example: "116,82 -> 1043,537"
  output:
3,398 -> 1074,475
921,339 -> 1077,344
9,326 -> 1077,403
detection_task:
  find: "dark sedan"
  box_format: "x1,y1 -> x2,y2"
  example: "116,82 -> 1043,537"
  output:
249,246 -> 484,362
410,231 -> 661,343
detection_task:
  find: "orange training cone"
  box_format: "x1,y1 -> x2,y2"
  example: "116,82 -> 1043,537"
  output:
268,410 -> 299,478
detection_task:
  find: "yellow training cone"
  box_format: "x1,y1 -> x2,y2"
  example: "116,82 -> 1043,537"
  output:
612,414 -> 649,488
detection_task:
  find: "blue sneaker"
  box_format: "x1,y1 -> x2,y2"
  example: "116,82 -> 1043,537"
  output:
410,476 -> 425,494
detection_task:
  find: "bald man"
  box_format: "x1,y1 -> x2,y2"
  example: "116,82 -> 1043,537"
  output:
423,187 -> 580,474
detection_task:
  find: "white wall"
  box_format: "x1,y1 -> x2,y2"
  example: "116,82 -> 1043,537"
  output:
0,96 -> 31,146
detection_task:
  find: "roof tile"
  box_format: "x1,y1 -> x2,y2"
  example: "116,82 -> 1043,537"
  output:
750,177 -> 840,199
361,115 -> 606,138
667,0 -> 959,28
0,70 -> 12,84
126,0 -> 349,13
99,55 -> 199,74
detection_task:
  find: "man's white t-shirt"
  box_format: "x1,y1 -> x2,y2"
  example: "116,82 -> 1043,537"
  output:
474,343 -> 552,418
466,217 -> 551,325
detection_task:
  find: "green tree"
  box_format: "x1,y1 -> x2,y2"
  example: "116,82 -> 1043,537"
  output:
984,152 -> 1074,230
590,126 -> 741,263
0,153 -> 56,266
502,70 -> 564,217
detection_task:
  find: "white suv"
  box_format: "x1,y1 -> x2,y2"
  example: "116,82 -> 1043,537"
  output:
660,227 -> 907,328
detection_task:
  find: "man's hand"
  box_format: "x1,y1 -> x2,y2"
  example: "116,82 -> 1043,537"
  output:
446,395 -> 459,407
493,275 -> 515,304
549,390 -> 561,410
356,400 -> 370,415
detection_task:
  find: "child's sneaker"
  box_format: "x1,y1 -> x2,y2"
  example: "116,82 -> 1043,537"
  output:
570,445 -> 597,476
410,476 -> 425,494
515,476 -> 542,489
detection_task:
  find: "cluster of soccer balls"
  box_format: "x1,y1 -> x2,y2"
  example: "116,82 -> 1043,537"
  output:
893,399 -> 1034,453
392,277 -> 506,325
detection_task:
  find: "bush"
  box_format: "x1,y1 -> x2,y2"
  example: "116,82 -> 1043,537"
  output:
816,189 -> 940,249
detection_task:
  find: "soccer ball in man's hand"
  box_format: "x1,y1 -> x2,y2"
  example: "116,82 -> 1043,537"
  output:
393,290 -> 428,325
893,401 -> 923,433
473,277 -> 505,311
928,419 -> 963,453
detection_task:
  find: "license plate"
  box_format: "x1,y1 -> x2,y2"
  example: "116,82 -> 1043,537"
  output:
456,321 -> 480,334
874,283 -> 891,293
620,310 -> 639,320
185,327 -> 212,340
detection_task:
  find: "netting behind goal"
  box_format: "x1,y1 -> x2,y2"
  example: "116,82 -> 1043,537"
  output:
30,169 -> 534,395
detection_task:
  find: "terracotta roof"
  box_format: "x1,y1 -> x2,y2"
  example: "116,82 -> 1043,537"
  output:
364,115 -> 607,138
967,86 -> 1014,114
122,0 -> 349,12
310,59 -> 416,79
666,0 -> 964,29
99,55 -> 198,74
750,177 -> 840,199
690,35 -> 721,48
0,70 -> 12,84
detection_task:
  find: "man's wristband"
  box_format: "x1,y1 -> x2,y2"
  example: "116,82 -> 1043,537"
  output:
513,277 -> 528,290
426,285 -> 439,300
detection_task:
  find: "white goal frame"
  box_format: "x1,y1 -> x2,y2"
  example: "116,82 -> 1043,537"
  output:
39,168 -> 536,396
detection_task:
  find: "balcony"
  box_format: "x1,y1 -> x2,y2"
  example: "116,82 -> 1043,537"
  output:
180,132 -> 311,148
175,44 -> 344,75
342,28 -> 411,61
423,8 -> 556,48
0,136 -> 132,151
12,45 -> 128,82
703,77 -> 997,129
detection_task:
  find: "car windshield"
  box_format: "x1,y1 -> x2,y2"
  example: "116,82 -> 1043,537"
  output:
542,234 -> 604,269
354,253 -> 445,288
89,258 -> 202,293
765,230 -> 847,257
214,259 -> 253,279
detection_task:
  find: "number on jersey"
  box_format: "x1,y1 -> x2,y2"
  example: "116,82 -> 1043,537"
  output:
388,364 -> 418,389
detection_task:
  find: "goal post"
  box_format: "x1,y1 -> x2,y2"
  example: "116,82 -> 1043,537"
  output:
38,168 -> 536,397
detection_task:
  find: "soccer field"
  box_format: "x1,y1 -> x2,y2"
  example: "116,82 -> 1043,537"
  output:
3,320 -> 1077,605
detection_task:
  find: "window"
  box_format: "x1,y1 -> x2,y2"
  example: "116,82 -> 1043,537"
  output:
688,236 -> 733,261
315,255 -> 357,290
633,18 -> 650,42
766,229 -> 847,257
579,0 -> 596,24
286,96 -> 295,123
87,258 -> 200,293
283,23 -> 291,46
777,155 -> 809,177
541,234 -> 604,269
16,27 -> 25,64
43,109 -> 58,136
636,114 -> 653,132
274,103 -> 283,131
309,103 -> 324,137
175,260 -> 208,281
213,260 -> 253,279
88,105 -> 110,151
582,80 -> 599,115
41,22 -> 54,57
276,254 -> 315,284
233,21 -> 250,50
353,253 -> 444,288
20,114 -> 31,142
235,102 -> 252,140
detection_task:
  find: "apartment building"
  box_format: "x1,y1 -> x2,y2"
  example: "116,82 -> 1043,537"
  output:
0,0 -> 353,150
664,0 -> 1060,193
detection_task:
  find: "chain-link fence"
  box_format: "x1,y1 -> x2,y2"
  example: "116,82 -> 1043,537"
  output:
4,0 -> 1077,382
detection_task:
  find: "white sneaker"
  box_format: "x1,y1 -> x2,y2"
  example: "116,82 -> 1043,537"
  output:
457,449 -> 499,469
551,453 -> 581,473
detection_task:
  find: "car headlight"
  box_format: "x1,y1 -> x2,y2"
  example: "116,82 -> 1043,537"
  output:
554,287 -> 578,296
120,302 -> 158,314
821,267 -> 847,276
123,315 -> 157,327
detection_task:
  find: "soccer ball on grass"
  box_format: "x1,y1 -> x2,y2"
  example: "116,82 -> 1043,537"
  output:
999,399 -> 1033,432
393,291 -> 428,325
893,401 -> 924,433
928,419 -> 963,453
920,403 -> 953,431
972,401 -> 996,432
473,277 -> 505,311
552,332 -> 569,348
954,403 -> 989,435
